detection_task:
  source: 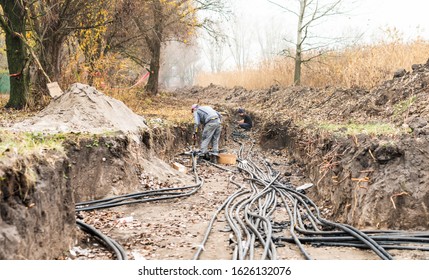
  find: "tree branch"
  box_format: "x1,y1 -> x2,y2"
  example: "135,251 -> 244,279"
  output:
14,32 -> 51,83
268,0 -> 299,17
0,14 -> 12,34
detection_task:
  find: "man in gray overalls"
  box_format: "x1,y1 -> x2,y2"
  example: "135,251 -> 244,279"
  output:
191,104 -> 222,162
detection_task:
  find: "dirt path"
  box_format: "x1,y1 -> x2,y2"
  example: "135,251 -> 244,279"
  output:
71,134 -> 429,260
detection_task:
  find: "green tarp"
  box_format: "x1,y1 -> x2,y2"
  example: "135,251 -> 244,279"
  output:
0,73 -> 10,94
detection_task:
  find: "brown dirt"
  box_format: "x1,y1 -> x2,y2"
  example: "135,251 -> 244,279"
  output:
2,59 -> 429,260
171,59 -> 429,230
0,152 -> 76,260
68,135 -> 429,260
11,83 -> 148,135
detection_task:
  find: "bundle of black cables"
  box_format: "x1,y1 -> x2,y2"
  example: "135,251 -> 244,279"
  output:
75,152 -> 203,260
193,142 -> 429,260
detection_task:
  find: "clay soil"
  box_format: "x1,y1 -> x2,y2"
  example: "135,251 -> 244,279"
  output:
69,130 -> 429,261
2,60 -> 429,261
70,59 -> 429,260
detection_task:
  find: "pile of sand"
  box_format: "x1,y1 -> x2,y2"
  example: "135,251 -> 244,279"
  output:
12,83 -> 147,134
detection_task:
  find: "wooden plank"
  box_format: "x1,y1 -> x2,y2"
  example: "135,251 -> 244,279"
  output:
171,162 -> 187,173
47,82 -> 63,98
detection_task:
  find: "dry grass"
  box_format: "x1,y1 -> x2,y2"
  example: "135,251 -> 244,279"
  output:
314,121 -> 409,137
0,94 -> 8,107
196,39 -> 429,90
105,87 -> 193,125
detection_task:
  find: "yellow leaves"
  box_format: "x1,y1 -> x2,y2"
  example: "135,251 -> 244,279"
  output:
118,61 -> 128,71
77,4 -> 109,64
165,0 -> 177,6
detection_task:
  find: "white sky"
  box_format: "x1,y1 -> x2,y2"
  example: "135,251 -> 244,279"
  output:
234,0 -> 429,42
197,0 -> 429,72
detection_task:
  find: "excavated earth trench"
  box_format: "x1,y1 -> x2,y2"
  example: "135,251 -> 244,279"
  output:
2,61 -> 429,260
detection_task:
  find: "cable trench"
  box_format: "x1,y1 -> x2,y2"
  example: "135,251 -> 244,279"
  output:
193,142 -> 429,260
73,139 -> 429,260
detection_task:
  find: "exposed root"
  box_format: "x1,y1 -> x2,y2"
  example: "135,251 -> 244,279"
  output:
390,192 -> 410,210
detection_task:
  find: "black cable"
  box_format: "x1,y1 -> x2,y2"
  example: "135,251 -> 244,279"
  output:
76,220 -> 127,260
76,152 -> 203,260
192,140 -> 429,260
311,242 -> 429,251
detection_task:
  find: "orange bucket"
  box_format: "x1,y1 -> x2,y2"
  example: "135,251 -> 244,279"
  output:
217,153 -> 237,165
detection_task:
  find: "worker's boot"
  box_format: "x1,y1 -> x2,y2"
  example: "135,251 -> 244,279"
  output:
202,153 -> 210,161
210,154 -> 218,164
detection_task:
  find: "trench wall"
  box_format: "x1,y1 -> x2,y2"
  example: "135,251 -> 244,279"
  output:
0,124 -> 196,259
259,119 -> 429,230
0,155 -> 75,259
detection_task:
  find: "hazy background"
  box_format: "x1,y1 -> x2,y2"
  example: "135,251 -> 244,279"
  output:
197,0 -> 429,70
167,0 -> 429,90
2,0 -> 427,93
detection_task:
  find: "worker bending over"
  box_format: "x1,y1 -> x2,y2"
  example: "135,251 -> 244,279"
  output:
191,104 -> 222,160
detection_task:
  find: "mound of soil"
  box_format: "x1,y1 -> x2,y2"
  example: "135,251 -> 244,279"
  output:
172,59 -> 429,230
176,58 -> 429,127
12,83 -> 147,134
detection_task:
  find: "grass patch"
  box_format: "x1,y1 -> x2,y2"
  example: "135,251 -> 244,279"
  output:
0,130 -> 67,158
0,129 -> 136,159
394,96 -> 416,117
313,121 -> 409,136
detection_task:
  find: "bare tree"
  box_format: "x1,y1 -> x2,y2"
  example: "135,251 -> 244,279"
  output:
122,0 -> 228,95
226,15 -> 253,71
269,0 -> 345,85
28,0 -> 111,95
256,19 -> 288,62
202,33 -> 227,73
160,41 -> 201,88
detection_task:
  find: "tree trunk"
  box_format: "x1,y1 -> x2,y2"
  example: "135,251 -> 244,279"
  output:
144,0 -> 163,95
0,1 -> 30,109
294,51 -> 302,86
294,0 -> 307,86
145,38 -> 161,95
